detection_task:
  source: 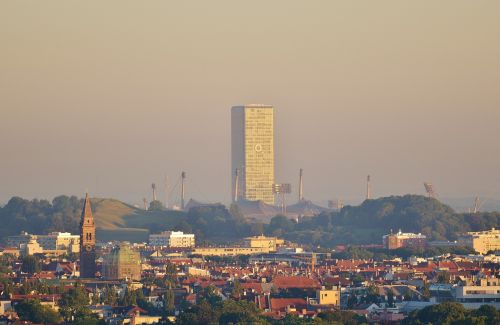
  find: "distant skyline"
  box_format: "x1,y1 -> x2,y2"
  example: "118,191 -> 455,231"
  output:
1,1 -> 500,208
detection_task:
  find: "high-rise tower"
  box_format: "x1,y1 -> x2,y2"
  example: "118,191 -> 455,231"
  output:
231,105 -> 275,204
80,193 -> 96,278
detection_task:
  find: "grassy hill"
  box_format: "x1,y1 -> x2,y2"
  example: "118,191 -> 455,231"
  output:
91,198 -> 185,242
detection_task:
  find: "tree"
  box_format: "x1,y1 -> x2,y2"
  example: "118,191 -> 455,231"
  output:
59,283 -> 92,321
387,288 -> 395,308
219,299 -> 263,325
21,255 -> 41,274
149,200 -> 165,211
231,280 -> 242,299
102,285 -> 118,305
164,288 -> 175,316
317,310 -> 366,325
402,302 -> 468,325
15,299 -> 61,324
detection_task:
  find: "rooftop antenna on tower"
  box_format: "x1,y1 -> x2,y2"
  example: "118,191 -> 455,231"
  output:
233,168 -> 240,203
366,175 -> 372,200
299,168 -> 304,202
152,183 -> 157,201
181,171 -> 186,210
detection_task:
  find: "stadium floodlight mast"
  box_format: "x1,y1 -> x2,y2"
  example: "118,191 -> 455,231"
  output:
273,183 -> 292,214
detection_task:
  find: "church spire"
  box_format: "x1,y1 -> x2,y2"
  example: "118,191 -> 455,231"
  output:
80,192 -> 96,278
81,192 -> 94,223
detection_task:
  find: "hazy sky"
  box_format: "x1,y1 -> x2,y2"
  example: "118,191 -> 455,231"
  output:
1,1 -> 499,207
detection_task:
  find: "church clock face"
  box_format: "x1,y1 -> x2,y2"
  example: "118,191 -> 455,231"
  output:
85,245 -> 93,252
254,144 -> 263,152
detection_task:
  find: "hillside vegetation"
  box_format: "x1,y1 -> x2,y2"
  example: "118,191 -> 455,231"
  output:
266,195 -> 500,246
0,195 -> 498,247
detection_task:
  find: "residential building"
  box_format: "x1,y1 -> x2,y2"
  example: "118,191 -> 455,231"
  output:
383,230 -> 427,249
458,228 -> 500,254
7,231 -> 79,255
231,105 -> 275,204
243,235 -> 283,252
453,278 -> 500,308
36,232 -> 80,252
192,247 -> 271,256
6,232 -> 35,248
148,231 -> 195,248
315,287 -> 341,306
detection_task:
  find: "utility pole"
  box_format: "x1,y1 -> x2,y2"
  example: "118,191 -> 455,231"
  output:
366,175 -> 372,200
299,168 -> 304,202
234,168 -> 240,203
165,176 -> 169,209
152,183 -> 157,201
181,171 -> 186,210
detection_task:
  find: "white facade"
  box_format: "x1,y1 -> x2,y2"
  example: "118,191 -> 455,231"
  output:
149,231 -> 195,248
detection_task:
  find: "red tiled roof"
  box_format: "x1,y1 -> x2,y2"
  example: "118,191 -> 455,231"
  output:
272,276 -> 321,289
270,298 -> 307,312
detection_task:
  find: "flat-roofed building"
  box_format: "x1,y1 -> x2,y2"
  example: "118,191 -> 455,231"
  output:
149,231 -> 195,248
458,228 -> 500,254
232,105 -> 275,204
192,247 -> 271,256
243,235 -> 283,252
383,230 -> 427,250
7,232 -> 36,248
8,231 -> 79,254
37,232 -> 80,252
453,278 -> 500,308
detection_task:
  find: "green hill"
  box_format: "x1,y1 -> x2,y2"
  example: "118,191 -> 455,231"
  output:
268,195 -> 500,246
91,198 -> 185,242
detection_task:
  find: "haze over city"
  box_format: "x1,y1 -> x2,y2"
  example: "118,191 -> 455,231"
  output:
1,1 -> 500,207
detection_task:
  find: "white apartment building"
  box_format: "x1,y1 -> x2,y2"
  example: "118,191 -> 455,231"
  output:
453,278 -> 500,308
8,231 -> 79,253
37,232 -> 80,252
458,228 -> 500,254
149,231 -> 195,248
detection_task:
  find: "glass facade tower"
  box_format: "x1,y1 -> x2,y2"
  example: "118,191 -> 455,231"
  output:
232,105 -> 275,204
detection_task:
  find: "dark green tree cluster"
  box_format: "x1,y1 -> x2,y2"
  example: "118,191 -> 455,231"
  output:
265,195 -> 500,246
402,302 -> 500,325
15,299 -> 61,324
148,200 -> 165,211
21,255 -> 42,274
0,195 -> 82,241
179,204 -> 253,243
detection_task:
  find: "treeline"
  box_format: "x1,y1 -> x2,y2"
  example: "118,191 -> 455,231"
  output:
1,195 -> 499,248
264,195 -> 500,247
0,196 -> 82,242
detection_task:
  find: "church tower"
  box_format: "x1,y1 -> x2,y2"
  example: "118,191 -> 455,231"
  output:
80,193 -> 96,278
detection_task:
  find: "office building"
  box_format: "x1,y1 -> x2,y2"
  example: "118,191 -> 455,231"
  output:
458,228 -> 500,254
243,235 -> 283,252
7,231 -> 79,254
148,231 -> 195,248
231,105 -> 275,205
